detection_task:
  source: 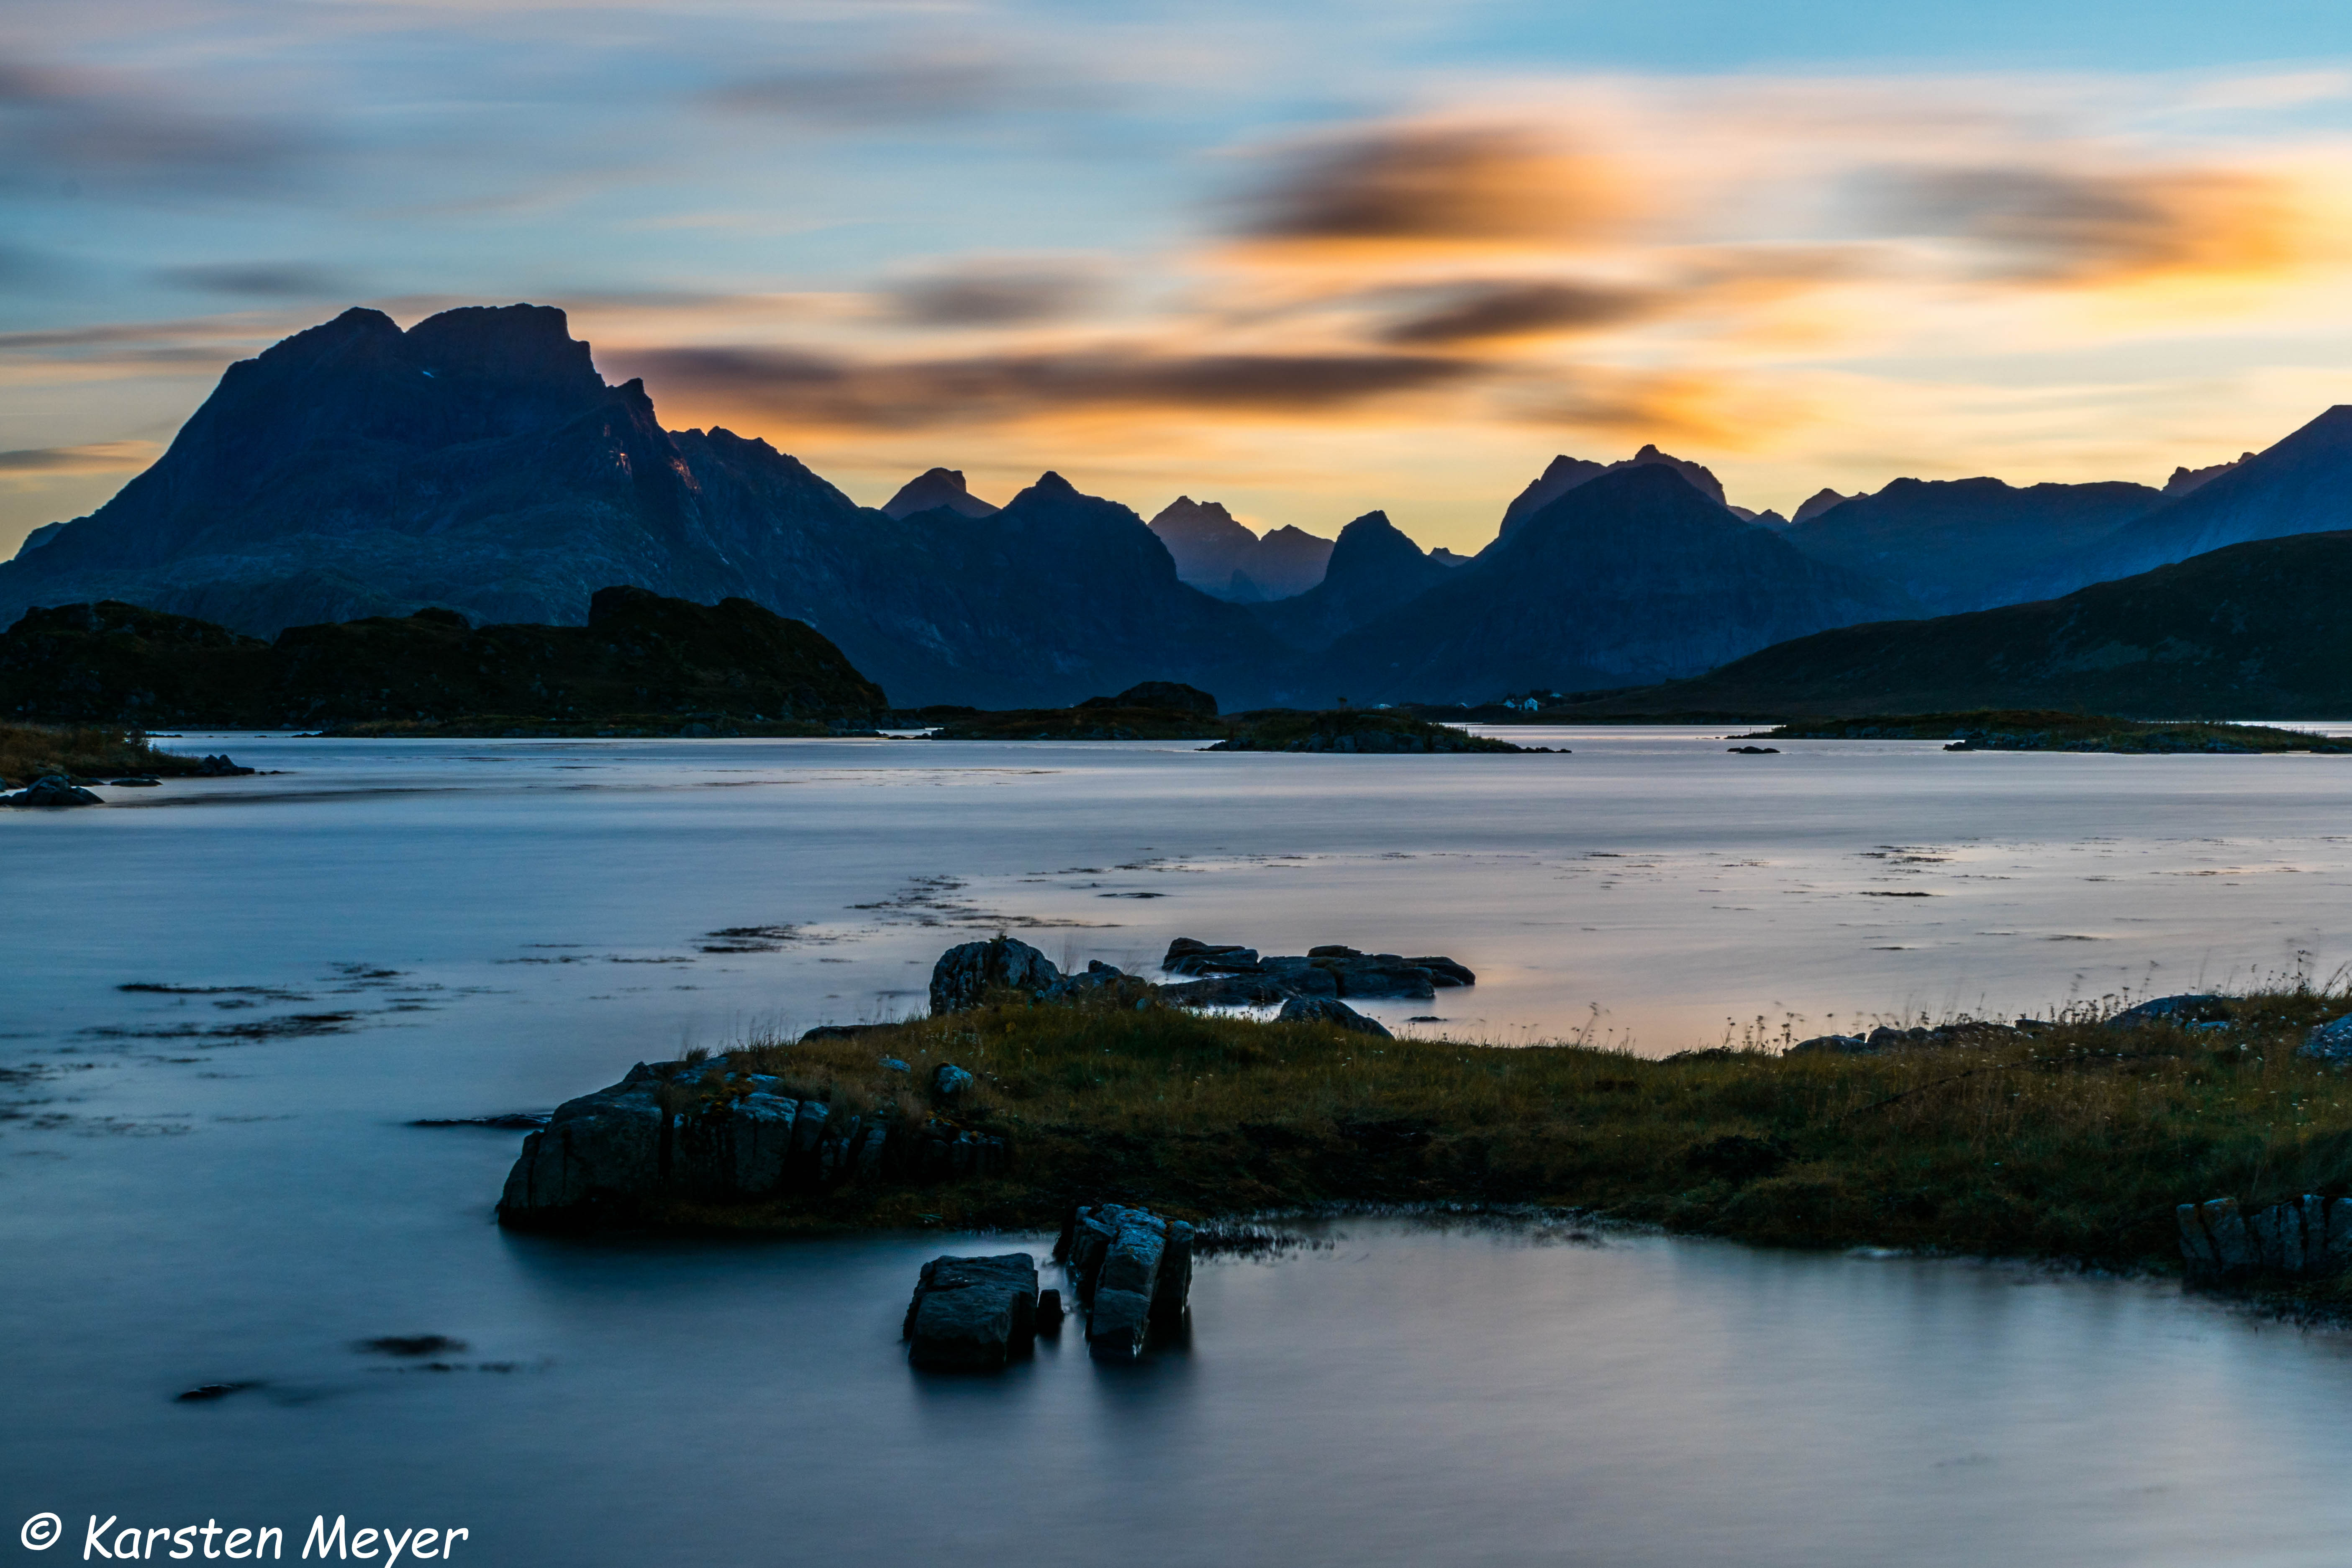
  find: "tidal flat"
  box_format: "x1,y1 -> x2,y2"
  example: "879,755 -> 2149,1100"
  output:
13,727 -> 2352,1565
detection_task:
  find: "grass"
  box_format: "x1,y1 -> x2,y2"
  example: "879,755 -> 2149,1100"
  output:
0,722 -> 214,783
1752,711 -> 2352,753
621,985 -> 2352,1294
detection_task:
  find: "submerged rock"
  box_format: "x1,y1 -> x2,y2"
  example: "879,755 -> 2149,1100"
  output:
929,935 -> 1062,1015
1158,937 -> 1471,1002
903,1253 -> 1040,1370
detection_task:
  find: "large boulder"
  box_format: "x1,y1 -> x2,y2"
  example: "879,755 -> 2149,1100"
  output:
1276,996 -> 1393,1037
2301,1014 -> 2352,1061
499,1067 -> 669,1217
2108,994 -> 2230,1031
930,935 -> 1063,1015
2,775 -> 103,808
903,1253 -> 1040,1370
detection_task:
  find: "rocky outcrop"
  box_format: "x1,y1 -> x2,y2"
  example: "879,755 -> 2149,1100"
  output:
903,1253 -> 1039,1369
929,936 -> 1066,1015
882,468 -> 1000,520
496,1053 -> 1005,1225
2177,1194 -> 2352,1281
2107,995 -> 2231,1031
1163,938 -> 1472,1001
1785,1021 -> 2031,1055
1,775 -> 103,808
1059,1203 -> 1193,1360
1079,681 -> 1218,716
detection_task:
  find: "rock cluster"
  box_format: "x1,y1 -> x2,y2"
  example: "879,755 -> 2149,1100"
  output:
195,754 -> 255,776
497,1053 -> 1004,1224
903,1253 -> 1040,1370
1160,938 -> 1473,1004
2177,1194 -> 2352,1281
1,774 -> 103,808
1276,996 -> 1391,1037
1059,1203 -> 1194,1360
925,934 -> 1469,1021
2300,1013 -> 2352,1061
1786,1021 -> 2031,1055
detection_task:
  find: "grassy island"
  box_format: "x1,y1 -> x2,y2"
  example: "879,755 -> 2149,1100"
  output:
1752,711 -> 2352,754
623,988 -> 2352,1304
0,722 -> 220,783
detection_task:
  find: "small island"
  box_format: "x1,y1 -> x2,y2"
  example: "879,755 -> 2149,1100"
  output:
497,935 -> 2352,1312
1748,711 -> 2352,754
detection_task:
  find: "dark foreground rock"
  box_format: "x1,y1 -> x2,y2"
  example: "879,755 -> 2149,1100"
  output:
2,774 -> 103,807
1277,997 -> 1393,1037
1786,1021 -> 2031,1056
2178,1194 -> 2352,1281
1059,1202 -> 1194,1360
2108,993 -> 2231,1031
1164,937 -> 1474,1000
497,1053 -> 1005,1225
930,935 -> 1066,1014
929,934 -> 1472,1018
903,1253 -> 1040,1370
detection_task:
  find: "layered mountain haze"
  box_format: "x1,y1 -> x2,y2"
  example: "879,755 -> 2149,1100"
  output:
1147,498 -> 1334,601
1286,464 -> 1903,705
1781,477 -> 2167,614
882,469 -> 999,519
1251,511 -> 1459,648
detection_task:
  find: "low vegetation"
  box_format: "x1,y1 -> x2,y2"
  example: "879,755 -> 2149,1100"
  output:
1752,711 -> 2352,753
638,987 -> 2352,1295
0,722 -> 212,783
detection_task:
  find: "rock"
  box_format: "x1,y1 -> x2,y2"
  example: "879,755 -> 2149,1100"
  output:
878,1057 -> 910,1073
799,1023 -> 894,1043
1159,973 -> 1295,1007
1726,745 -> 1780,754
1276,996 -> 1393,1037
904,1253 -> 1039,1370
1249,960 -> 1341,998
1035,1288 -> 1064,1330
174,1382 -> 261,1403
1408,957 -> 1476,987
2176,1192 -> 2352,1282
2301,1014 -> 2352,1061
931,1063 -> 975,1100
1787,1033 -> 1870,1055
929,934 -> 1062,1015
2107,993 -> 2230,1031
1058,1201 -> 1194,1358
109,776 -> 161,787
1163,938 -> 1262,976
1040,960 -> 1154,1005
196,754 -> 256,776
3,774 -> 103,808
498,1071 -> 668,1218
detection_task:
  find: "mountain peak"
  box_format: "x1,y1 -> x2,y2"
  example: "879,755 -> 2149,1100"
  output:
2163,453 -> 2256,497
881,467 -> 1000,519
1792,488 -> 1851,524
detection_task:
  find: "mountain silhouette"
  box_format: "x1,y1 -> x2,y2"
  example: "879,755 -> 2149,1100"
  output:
1252,511 -> 1457,647
0,305 -> 1278,707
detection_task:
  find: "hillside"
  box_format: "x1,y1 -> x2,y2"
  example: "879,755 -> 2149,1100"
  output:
0,587 -> 886,731
1562,529 -> 2352,719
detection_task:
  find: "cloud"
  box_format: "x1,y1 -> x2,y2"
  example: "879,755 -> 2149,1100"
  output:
151,262 -> 355,298
884,258 -> 1106,326
619,342 -> 1475,428
707,55 -> 1030,125
0,440 -> 160,474
1874,162 -> 2316,285
1233,124 -> 1632,252
1375,279 -> 1657,344
0,55 -> 313,196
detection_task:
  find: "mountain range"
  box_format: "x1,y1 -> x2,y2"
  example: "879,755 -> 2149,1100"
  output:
8,301 -> 2352,712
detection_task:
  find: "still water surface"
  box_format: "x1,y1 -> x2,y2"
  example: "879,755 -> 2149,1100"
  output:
8,730 -> 2352,1565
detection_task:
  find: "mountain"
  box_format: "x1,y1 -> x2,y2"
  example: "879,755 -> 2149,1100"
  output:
1495,444 -> 1737,542
2163,454 -> 2252,496
882,468 -> 998,519
1281,464 -> 1901,704
1781,476 -> 2165,614
1791,488 -> 1852,524
0,586 -> 885,729
0,304 -> 1282,708
2058,408 -> 2352,588
1564,529 -> 2352,720
1251,511 -> 1457,647
1147,498 -> 1333,600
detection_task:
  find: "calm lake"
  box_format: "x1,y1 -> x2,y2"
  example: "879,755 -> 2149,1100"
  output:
8,729 -> 2352,1565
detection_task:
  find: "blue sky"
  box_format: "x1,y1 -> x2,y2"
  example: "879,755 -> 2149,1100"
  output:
9,0 -> 2352,553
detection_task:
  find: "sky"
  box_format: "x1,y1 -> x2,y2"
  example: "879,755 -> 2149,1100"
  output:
9,1 -> 2352,556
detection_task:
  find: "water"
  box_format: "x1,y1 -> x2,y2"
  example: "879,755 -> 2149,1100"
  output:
10,729 -> 2352,1565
